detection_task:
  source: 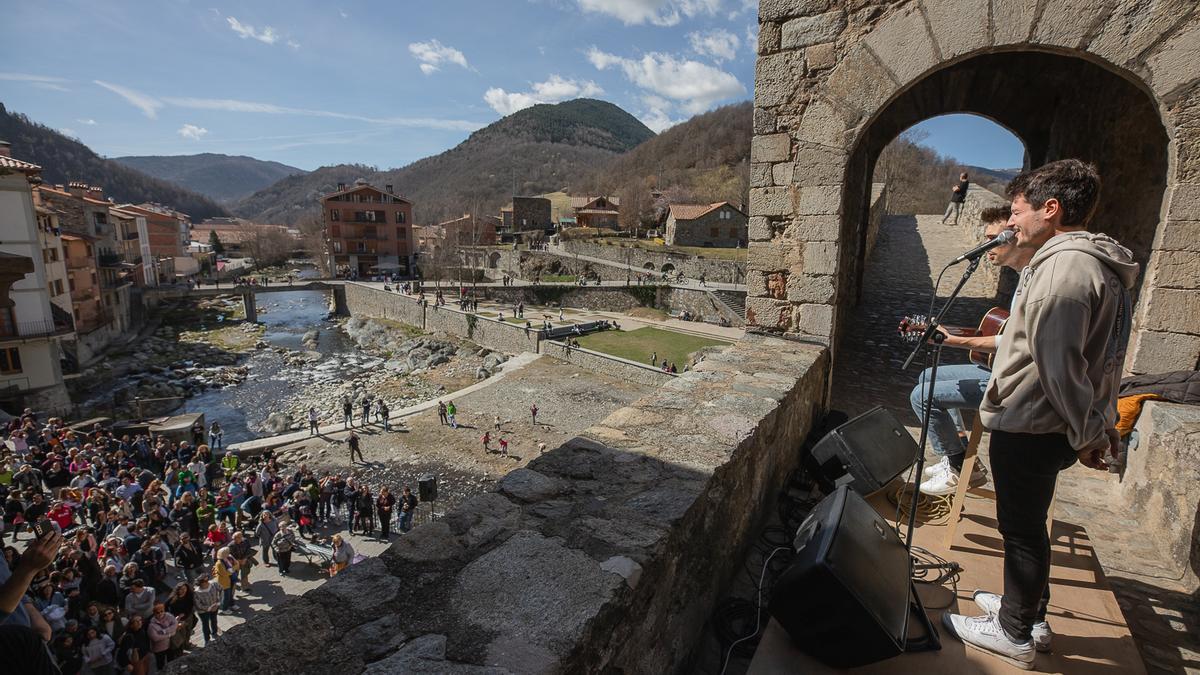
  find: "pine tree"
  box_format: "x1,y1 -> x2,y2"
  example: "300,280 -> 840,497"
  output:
208,230 -> 226,255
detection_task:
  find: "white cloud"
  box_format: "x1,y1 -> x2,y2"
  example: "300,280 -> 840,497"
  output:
339,9 -> 349,18
77,118 -> 98,126
408,39 -> 471,75
177,124 -> 209,141
286,39 -> 301,50
0,73 -> 70,91
746,24 -> 759,55
33,82 -> 71,92
586,47 -> 745,114
94,80 -> 164,119
226,16 -> 279,45
484,75 -> 604,115
161,95 -> 483,131
687,28 -> 740,62
577,0 -> 720,26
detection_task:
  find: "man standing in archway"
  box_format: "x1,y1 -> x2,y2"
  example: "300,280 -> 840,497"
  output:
941,172 -> 970,224
942,160 -> 1138,669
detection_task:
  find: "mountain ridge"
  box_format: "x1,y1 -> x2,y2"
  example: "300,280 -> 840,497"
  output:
113,153 -> 306,203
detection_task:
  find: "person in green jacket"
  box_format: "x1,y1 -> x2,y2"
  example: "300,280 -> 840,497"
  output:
446,401 -> 457,429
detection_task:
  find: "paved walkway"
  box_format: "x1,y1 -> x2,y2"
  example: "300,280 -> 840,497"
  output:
829,214 -> 997,423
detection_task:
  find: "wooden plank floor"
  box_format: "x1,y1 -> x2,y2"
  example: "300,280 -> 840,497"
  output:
748,486 -> 1145,674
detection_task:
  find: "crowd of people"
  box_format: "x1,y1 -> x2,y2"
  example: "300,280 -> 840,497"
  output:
0,409 -> 422,674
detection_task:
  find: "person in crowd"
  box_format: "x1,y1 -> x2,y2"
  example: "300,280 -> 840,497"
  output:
212,547 -> 238,612
116,613 -> 151,675
193,573 -> 220,645
255,511 -> 279,568
271,523 -> 297,576
165,582 -> 195,659
329,534 -> 354,577
398,485 -> 418,533
376,487 -> 395,539
82,625 -> 117,675
147,602 -> 178,670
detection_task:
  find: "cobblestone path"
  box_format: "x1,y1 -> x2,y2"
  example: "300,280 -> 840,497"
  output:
829,214 -> 998,423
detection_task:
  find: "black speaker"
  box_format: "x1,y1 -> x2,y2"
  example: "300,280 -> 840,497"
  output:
810,406 -> 917,495
417,474 -> 438,502
768,485 -> 935,668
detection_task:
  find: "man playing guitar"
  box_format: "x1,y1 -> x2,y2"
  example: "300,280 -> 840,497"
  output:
905,205 -> 1033,497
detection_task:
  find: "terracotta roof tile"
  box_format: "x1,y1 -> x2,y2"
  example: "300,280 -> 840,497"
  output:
0,154 -> 42,173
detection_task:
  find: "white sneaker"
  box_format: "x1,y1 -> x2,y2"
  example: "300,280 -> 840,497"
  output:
923,455 -> 951,477
973,591 -> 1053,653
942,612 -> 1035,670
919,463 -> 987,496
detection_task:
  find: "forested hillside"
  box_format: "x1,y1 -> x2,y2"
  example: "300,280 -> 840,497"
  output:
114,153 -> 305,203
0,104 -> 229,220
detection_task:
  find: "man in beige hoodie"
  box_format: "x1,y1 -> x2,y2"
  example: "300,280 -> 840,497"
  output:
943,160 -> 1138,670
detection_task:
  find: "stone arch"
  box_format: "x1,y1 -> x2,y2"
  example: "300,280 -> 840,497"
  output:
643,262 -> 656,270
661,263 -> 676,274
488,252 -> 501,269
747,1 -> 1200,373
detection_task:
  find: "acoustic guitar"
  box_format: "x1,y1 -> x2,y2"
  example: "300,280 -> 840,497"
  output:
897,307 -> 1009,368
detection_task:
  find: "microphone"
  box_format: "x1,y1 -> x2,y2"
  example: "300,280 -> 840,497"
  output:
952,229 -> 1016,264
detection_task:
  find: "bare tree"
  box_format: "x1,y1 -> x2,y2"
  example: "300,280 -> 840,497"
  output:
297,216 -> 329,276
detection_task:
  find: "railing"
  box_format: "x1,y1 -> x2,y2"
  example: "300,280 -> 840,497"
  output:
0,319 -> 74,340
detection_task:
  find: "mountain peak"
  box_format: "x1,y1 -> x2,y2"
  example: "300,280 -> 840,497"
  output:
470,98 -> 655,154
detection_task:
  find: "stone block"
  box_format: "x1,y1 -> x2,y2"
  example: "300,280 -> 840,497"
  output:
745,270 -> 769,296
750,186 -> 792,217
748,216 -> 776,241
795,97 -> 850,149
796,185 -> 842,215
747,240 -> 787,270
772,161 -> 795,186
993,0 -> 1039,45
745,295 -> 792,328
792,141 -> 847,186
785,273 -> 835,303
781,11 -> 847,50
766,271 -> 788,299
1141,286 -> 1200,334
1088,0 -> 1195,67
1127,329 -> 1200,373
752,132 -> 792,163
1146,17 -> 1200,99
1148,249 -> 1200,288
600,555 -> 644,589
759,21 -> 782,54
863,4 -> 938,86
753,106 -> 777,134
755,51 -> 805,108
785,214 -> 840,241
823,46 -> 897,125
1167,184 -> 1200,221
751,162 -> 774,188
805,41 -> 836,70
802,241 -> 838,275
923,0 -> 989,59
795,302 -> 833,337
1155,220 -> 1200,251
1033,0 -> 1118,48
760,0 -> 832,22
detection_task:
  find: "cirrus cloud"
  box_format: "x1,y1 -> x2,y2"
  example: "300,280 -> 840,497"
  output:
227,16 -> 279,45
94,80 -> 164,119
177,124 -> 209,141
484,75 -> 604,115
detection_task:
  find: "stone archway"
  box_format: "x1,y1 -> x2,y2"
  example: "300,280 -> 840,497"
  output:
747,1 -> 1200,375
488,251 -> 501,269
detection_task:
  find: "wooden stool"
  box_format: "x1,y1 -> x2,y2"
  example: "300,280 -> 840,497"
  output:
943,417 -> 1058,548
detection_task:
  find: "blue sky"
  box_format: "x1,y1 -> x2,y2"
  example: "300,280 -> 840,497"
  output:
1,0 -> 1022,172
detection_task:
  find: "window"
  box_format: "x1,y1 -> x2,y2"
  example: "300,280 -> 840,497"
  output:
0,347 -> 21,374
330,209 -> 340,222
333,241 -> 342,253
710,227 -> 720,237
718,210 -> 730,220
396,211 -> 406,224
49,248 -> 58,262
53,280 -> 64,296
356,242 -> 366,253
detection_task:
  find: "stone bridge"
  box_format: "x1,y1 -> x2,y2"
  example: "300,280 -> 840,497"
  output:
175,2 -> 1200,673
144,280 -> 345,322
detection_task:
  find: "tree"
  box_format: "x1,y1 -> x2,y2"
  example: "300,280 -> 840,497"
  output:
244,223 -> 295,268
208,230 -> 226,255
296,216 -> 329,276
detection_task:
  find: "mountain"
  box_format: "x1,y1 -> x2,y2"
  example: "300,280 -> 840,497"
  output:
963,165 -> 1020,189
0,103 -> 229,220
233,98 -> 656,225
113,153 -> 306,203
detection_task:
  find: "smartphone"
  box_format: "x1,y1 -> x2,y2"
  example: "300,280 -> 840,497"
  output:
33,518 -> 55,540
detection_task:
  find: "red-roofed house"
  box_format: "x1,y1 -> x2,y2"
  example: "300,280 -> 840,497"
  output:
664,202 -> 747,248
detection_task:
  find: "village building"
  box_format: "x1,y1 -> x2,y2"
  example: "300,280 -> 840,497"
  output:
117,202 -> 194,283
500,196 -> 553,236
0,143 -> 72,414
664,202 -> 748,248
436,213 -> 500,247
320,179 -> 414,277
570,195 -> 620,229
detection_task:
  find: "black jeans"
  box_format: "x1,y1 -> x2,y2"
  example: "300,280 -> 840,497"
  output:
988,430 -> 1077,642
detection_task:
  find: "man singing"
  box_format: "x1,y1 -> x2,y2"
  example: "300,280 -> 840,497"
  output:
942,160 -> 1138,669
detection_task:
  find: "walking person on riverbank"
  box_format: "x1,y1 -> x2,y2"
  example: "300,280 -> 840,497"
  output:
308,407 -> 320,435
446,401 -> 458,429
360,396 -> 372,427
208,421 -> 223,451
530,403 -> 538,426
347,431 -> 363,464
342,396 -> 353,429
399,485 -> 418,533
437,401 -> 448,425
482,431 -> 491,453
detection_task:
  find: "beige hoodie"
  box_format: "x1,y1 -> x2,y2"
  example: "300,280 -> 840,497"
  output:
980,231 -> 1139,451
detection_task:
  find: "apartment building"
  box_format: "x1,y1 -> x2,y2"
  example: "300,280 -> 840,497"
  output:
118,202 -> 192,283
320,179 -> 414,277
0,142 -> 72,415
110,206 -> 157,287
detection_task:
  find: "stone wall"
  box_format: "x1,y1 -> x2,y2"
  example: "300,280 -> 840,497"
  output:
424,304 -> 542,356
539,341 -> 675,387
342,282 -> 426,328
1119,400 -> 1200,592
959,185 -> 1014,298
746,0 -> 1200,376
658,287 -> 744,327
560,239 -> 746,284
169,335 -> 828,675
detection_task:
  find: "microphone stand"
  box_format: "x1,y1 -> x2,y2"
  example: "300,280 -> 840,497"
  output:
894,255 -> 983,653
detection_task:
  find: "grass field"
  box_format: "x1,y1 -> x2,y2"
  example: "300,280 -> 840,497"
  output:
538,274 -> 576,283
576,327 -> 730,368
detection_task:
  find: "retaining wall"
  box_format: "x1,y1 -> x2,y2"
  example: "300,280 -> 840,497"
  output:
560,239 -> 746,283
424,304 -> 541,355
169,334 -> 828,675
540,341 -> 675,387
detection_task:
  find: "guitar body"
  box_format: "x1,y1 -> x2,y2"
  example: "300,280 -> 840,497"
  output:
897,307 -> 1010,369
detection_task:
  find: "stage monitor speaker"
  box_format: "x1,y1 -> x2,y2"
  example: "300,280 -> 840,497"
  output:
810,406 -> 917,495
768,485 -> 932,668
417,474 -> 438,502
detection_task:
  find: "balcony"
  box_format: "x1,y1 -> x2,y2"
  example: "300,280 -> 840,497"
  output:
98,252 -> 123,267
0,318 -> 75,342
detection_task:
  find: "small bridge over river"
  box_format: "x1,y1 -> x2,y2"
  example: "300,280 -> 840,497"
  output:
144,280 -> 344,321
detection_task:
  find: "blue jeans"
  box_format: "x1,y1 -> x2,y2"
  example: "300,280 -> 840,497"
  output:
909,363 -> 990,457
399,510 -> 413,532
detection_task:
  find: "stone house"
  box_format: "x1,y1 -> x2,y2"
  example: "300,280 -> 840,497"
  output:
570,195 -> 620,229
500,196 -> 552,235
664,202 -> 747,247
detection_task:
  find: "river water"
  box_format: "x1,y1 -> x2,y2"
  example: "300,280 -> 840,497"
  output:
186,288 -> 351,444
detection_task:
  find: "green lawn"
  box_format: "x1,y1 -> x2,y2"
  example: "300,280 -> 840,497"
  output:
538,274 -> 576,283
576,327 -> 730,368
